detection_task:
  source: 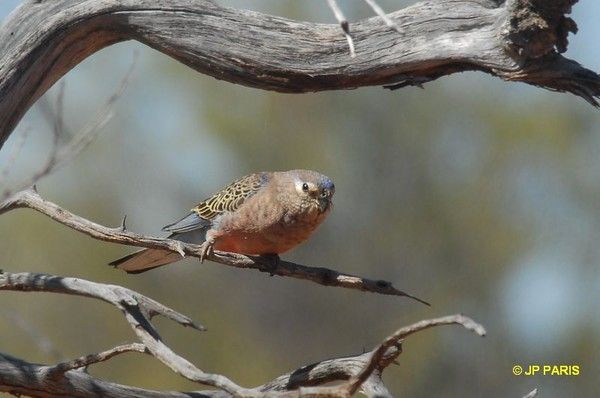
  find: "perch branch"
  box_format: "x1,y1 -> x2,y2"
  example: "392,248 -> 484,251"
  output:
1,0 -> 599,148
0,270 -> 485,396
0,188 -> 430,305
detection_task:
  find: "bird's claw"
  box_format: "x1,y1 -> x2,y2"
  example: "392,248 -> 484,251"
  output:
261,253 -> 281,276
199,241 -> 214,263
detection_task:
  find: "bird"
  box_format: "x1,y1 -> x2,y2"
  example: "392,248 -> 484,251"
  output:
109,170 -> 335,274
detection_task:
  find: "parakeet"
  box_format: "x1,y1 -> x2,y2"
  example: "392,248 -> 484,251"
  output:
110,170 -> 335,273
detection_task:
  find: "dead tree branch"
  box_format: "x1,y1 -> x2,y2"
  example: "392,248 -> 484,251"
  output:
0,188 -> 429,305
0,0 -> 599,148
345,314 -> 486,395
0,271 -> 252,396
49,343 -> 148,376
0,270 -> 485,397
0,351 -> 228,398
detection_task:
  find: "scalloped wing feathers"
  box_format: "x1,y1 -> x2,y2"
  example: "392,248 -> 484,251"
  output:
191,172 -> 269,220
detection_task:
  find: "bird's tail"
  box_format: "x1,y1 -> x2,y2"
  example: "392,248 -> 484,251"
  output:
109,248 -> 183,274
109,229 -> 206,274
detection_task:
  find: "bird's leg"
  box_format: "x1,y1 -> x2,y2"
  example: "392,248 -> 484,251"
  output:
199,239 -> 215,263
199,230 -> 220,263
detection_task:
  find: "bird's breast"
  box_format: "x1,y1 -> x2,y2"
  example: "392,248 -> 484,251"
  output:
213,202 -> 328,255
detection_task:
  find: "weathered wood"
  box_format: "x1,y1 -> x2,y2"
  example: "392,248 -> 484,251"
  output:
0,270 -> 485,398
0,348 -> 393,398
0,0 -> 598,149
0,352 -> 225,398
0,188 -> 429,304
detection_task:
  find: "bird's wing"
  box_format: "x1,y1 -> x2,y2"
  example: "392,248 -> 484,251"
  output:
162,212 -> 210,233
162,172 -> 269,233
193,172 -> 269,219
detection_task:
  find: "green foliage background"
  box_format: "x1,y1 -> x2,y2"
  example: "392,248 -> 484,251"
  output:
1,1 -> 598,397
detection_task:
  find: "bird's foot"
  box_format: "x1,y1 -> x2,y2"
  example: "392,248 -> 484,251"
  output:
260,253 -> 281,276
199,241 -> 214,263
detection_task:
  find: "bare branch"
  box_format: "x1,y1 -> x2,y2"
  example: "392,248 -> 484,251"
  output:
0,351 -> 227,398
1,273 -> 488,397
0,270 -> 486,397
362,0 -> 400,33
260,347 -> 400,397
49,343 -> 148,376
0,272 -> 485,398
52,81 -> 66,148
345,314 -> 486,395
0,125 -> 30,186
0,271 -> 256,396
2,310 -> 64,362
0,271 -> 205,332
0,188 -> 430,305
326,0 -> 355,57
1,0 -> 598,147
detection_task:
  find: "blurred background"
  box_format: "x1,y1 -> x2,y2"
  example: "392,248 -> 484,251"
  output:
1,0 -> 598,397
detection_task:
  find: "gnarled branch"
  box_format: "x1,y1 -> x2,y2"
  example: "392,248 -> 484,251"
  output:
0,270 -> 485,397
0,188 -> 429,305
0,271 -> 252,395
1,0 -> 599,148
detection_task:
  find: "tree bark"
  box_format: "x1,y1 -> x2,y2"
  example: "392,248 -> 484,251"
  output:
0,352 -> 224,398
0,0 -> 598,149
0,188 -> 430,304
0,271 -> 485,398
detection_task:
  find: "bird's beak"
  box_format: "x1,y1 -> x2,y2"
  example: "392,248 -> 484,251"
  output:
318,198 -> 330,213
317,190 -> 333,213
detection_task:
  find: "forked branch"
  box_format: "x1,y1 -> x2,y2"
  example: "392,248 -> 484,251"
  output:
0,270 -> 485,397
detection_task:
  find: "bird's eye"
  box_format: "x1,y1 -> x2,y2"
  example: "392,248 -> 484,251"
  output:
320,190 -> 328,198
302,183 -> 309,192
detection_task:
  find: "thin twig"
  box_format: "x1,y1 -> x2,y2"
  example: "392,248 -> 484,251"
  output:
53,81 -> 66,147
59,50 -> 138,161
49,343 -> 148,376
345,314 -> 486,395
0,52 -> 138,202
326,0 -> 355,57
0,125 -> 30,187
363,0 -> 401,32
3,310 -> 64,362
0,188 -> 430,305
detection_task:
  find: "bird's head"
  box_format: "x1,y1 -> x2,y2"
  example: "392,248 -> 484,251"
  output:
291,170 -> 335,214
